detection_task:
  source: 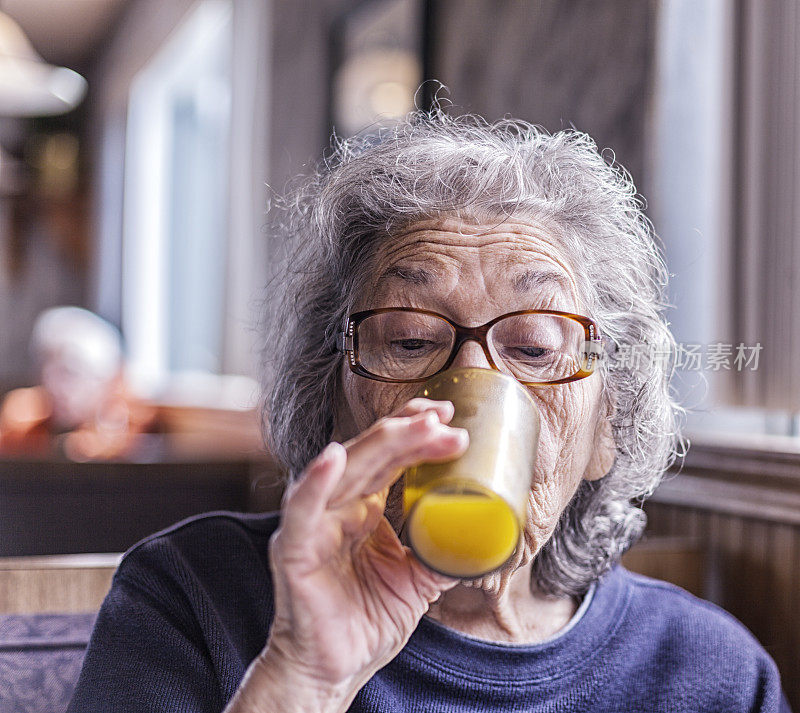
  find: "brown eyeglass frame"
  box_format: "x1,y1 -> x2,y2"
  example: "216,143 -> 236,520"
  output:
336,307 -> 603,385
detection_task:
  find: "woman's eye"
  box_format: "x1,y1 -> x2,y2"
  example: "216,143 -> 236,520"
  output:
501,344 -> 554,362
516,346 -> 548,359
390,338 -> 437,352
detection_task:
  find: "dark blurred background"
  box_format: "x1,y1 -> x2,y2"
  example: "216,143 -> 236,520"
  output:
0,0 -> 798,703
1,0 -> 798,433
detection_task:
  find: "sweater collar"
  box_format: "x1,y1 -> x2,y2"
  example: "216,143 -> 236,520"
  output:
402,564 -> 631,685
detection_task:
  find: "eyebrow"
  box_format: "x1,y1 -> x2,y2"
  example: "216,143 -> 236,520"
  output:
379,265 -> 437,285
512,269 -> 568,292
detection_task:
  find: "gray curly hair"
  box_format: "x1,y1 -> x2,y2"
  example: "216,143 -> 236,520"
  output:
262,108 -> 684,597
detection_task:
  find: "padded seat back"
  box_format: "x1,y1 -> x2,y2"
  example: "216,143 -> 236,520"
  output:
0,612 -> 96,713
0,554 -> 120,713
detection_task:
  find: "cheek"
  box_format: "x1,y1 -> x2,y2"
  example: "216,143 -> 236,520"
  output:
519,382 -> 603,556
529,382 -> 601,490
340,367 -> 419,434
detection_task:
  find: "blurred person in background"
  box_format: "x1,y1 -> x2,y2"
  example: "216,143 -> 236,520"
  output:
0,306 -> 159,460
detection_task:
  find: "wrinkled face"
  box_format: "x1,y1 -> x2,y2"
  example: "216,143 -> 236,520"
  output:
337,218 -> 615,584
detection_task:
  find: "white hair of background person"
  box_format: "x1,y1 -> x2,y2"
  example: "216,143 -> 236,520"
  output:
30,306 -> 123,429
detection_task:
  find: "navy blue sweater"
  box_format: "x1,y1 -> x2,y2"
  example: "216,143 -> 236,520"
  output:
67,511 -> 791,712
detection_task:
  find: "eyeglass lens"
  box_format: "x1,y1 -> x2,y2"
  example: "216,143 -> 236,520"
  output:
356,311 -> 586,382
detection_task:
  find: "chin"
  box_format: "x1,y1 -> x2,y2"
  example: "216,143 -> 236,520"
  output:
460,525 -> 539,596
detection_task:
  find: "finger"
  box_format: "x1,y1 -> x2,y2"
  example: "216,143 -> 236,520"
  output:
330,412 -> 468,506
354,424 -> 469,498
390,398 -> 454,424
337,490 -> 386,539
280,442 -> 347,542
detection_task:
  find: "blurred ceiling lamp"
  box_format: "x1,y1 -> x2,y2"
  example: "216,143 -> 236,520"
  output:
0,10 -> 87,117
333,49 -> 420,136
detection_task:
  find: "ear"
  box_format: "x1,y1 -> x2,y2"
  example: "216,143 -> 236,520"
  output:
582,402 -> 616,482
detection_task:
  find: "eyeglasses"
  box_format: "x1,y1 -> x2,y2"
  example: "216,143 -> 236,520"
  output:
337,307 -> 604,385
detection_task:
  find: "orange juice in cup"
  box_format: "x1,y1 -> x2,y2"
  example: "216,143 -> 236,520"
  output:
404,368 -> 540,578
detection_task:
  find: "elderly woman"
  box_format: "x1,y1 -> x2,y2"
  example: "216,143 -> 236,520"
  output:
68,111 -> 790,712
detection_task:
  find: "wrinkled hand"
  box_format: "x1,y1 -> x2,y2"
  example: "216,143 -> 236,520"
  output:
227,399 -> 468,713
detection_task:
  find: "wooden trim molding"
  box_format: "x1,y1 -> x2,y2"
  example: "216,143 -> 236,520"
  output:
645,437 -> 800,707
653,473 -> 800,525
0,554 -> 123,571
652,437 -> 800,524
0,553 -> 122,614
672,435 -> 800,483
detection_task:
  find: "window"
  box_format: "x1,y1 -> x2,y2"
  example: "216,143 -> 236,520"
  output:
122,0 -> 232,392
649,0 -> 800,439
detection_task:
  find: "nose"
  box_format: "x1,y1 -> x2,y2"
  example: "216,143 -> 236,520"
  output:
450,339 -> 494,371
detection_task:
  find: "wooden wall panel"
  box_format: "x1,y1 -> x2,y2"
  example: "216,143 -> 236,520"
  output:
623,536 -> 706,598
429,0 -> 656,190
769,524 -> 797,676
643,440 -> 800,708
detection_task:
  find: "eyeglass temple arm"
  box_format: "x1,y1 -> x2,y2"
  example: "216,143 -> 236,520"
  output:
583,338 -> 605,355
336,332 -> 354,352
599,335 -> 615,355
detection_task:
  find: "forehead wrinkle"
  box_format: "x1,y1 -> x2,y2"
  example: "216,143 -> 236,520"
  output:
389,230 -> 574,287
383,225 -> 541,257
368,253 -> 457,309
373,233 -> 456,276
372,239 -> 464,289
367,222 -> 583,312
